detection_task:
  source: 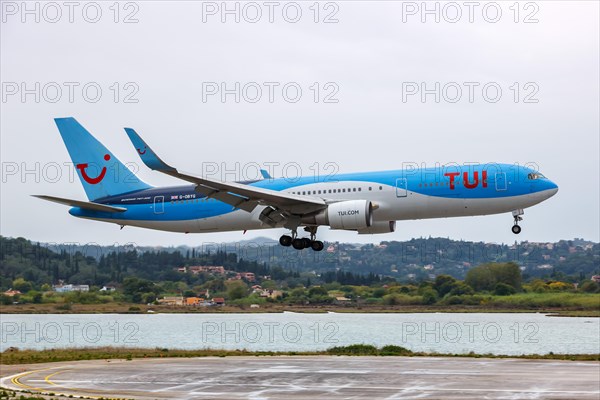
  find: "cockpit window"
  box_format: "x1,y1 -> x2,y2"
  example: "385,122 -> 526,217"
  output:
527,172 -> 546,180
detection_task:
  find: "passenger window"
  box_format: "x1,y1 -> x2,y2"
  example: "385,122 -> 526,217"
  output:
369,187 -> 372,191
342,189 -> 346,192
318,190 -> 321,194
358,188 -> 361,192
379,186 -> 382,190
352,188 -> 356,192
328,189 -> 332,193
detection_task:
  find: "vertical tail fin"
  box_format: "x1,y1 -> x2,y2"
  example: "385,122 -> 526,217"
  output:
54,117 -> 152,201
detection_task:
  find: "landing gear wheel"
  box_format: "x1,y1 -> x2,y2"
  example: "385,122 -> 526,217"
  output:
311,240 -> 324,251
511,225 -> 521,234
292,238 -> 305,250
302,238 -> 312,249
279,235 -> 292,247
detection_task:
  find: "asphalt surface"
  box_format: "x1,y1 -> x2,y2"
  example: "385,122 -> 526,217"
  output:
2,356 -> 599,399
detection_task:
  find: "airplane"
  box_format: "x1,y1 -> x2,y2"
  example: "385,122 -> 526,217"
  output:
35,117 -> 559,251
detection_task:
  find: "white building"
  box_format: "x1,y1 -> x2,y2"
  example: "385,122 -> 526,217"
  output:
53,284 -> 89,293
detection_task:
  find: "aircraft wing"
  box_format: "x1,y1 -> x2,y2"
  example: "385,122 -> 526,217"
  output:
124,128 -> 327,222
33,195 -> 127,213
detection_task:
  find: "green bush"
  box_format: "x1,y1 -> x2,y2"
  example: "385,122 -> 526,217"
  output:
382,294 -> 422,306
379,345 -> 412,355
580,281 -> 599,293
494,283 -> 517,296
421,288 -> 438,305
327,344 -> 378,355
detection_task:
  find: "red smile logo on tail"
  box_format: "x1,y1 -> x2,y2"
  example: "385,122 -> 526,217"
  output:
137,147 -> 147,155
76,154 -> 110,184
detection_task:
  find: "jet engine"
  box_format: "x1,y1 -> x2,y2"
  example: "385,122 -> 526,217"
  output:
357,221 -> 396,234
304,200 -> 373,230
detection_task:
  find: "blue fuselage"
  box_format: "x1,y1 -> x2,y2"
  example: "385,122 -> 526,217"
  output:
68,164 -> 558,234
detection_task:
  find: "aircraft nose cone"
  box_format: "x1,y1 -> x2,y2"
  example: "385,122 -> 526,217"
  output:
546,181 -> 559,197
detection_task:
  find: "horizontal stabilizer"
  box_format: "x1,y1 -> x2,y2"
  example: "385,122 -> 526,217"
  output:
33,195 -> 127,213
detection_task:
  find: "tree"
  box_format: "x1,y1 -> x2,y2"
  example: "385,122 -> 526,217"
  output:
580,281 -> 599,293
12,278 -> 32,293
142,292 -> 157,304
226,281 -> 248,300
494,282 -> 516,296
122,277 -> 157,303
382,294 -> 400,305
28,290 -> 43,303
206,279 -> 225,293
421,288 -> 438,305
261,280 -> 277,290
288,287 -> 308,304
465,266 -> 495,292
307,286 -> 332,304
491,262 -> 522,290
308,286 -> 328,297
0,294 -> 12,305
449,282 -> 474,296
433,275 -> 458,297
466,262 -> 522,292
123,277 -> 156,296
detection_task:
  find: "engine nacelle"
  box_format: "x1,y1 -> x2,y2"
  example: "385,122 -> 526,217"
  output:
357,221 -> 396,234
306,200 -> 373,230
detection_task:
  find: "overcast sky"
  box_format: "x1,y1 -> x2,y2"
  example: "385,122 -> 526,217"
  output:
1,1 -> 598,247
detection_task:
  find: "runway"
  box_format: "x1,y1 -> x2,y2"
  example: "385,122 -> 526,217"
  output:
2,356 -> 599,399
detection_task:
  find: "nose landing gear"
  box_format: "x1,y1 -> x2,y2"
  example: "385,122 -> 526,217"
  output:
279,227 -> 324,251
511,209 -> 524,234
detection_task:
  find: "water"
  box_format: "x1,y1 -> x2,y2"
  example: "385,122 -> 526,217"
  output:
1,313 -> 598,355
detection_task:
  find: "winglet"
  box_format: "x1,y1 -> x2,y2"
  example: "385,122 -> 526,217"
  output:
260,169 -> 272,179
124,128 -> 177,173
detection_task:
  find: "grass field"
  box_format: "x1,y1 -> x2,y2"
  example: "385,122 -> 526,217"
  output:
1,346 -> 598,365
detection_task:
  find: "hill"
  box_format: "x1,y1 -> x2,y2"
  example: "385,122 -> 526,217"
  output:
1,235 -> 598,290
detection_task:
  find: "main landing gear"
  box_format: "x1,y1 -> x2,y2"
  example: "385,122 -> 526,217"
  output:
511,209 -> 524,234
279,227 -> 324,251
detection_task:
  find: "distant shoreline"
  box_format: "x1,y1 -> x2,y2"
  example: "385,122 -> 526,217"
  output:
2,345 -> 599,366
1,303 -> 598,317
